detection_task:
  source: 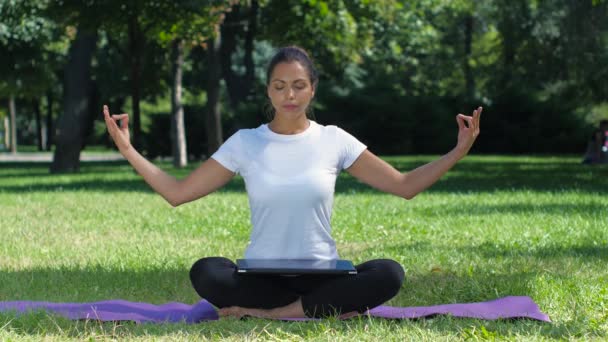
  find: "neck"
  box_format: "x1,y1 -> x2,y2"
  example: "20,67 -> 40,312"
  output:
268,114 -> 310,135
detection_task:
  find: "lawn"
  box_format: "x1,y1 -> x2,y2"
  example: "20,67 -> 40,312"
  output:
0,155 -> 606,341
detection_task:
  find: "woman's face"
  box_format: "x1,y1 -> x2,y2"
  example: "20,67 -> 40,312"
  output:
267,62 -> 315,119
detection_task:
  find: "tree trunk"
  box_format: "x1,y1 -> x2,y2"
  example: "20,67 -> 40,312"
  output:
8,96 -> 17,153
33,99 -> 46,151
220,0 -> 258,109
50,29 -> 97,173
463,14 -> 475,100
171,38 -> 187,167
46,91 -> 53,151
3,116 -> 9,149
128,14 -> 143,152
205,37 -> 223,156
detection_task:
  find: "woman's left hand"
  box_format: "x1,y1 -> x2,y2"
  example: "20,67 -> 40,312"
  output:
455,106 -> 482,155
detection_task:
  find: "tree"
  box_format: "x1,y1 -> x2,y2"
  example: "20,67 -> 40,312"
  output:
260,0 -> 398,77
47,0 -> 231,171
50,28 -> 98,173
201,0 -> 257,155
149,0 -> 234,166
201,0 -> 402,152
0,0 -> 57,153
170,38 -> 188,167
219,0 -> 258,110
43,0 -> 107,172
7,98 -> 16,152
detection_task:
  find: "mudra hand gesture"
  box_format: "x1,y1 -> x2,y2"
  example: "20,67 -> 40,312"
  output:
103,105 -> 132,153
455,106 -> 482,155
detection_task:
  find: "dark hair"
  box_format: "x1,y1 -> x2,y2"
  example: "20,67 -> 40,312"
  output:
600,119 -> 608,127
264,46 -> 318,120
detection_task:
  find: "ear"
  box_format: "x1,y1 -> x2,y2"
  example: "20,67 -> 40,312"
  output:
311,85 -> 315,99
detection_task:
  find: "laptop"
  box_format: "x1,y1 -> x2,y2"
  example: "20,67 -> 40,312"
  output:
236,259 -> 357,275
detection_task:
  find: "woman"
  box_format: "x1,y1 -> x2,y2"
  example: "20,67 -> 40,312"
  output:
104,46 -> 482,319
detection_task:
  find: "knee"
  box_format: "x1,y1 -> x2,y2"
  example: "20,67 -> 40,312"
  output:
365,259 -> 405,296
382,259 -> 405,295
189,257 -> 232,298
190,257 -> 213,283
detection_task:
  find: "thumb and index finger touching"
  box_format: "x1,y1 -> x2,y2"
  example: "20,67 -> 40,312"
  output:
456,106 -> 483,130
103,105 -> 129,130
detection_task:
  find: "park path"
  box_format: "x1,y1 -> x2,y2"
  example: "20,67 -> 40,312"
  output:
0,152 -> 124,162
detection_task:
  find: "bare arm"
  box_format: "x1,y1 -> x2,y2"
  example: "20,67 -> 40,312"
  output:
346,107 -> 482,199
103,105 -> 235,206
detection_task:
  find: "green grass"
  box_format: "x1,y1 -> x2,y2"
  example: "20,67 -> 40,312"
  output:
0,155 -> 606,341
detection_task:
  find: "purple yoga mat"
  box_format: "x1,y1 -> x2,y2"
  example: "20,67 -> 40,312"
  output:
0,296 -> 550,323
0,300 -> 218,323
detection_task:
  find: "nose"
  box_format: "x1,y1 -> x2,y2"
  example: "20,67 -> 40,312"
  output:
286,87 -> 295,99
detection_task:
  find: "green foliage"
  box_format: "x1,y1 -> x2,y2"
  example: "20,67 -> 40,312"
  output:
260,0 -> 401,76
0,0 -> 60,98
2,0 -> 608,155
150,0 -> 235,47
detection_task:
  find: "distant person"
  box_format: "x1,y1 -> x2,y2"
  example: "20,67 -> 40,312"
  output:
104,46 -> 482,319
582,120 -> 608,164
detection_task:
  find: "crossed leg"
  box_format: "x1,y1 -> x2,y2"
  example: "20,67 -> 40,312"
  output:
189,257 -> 404,319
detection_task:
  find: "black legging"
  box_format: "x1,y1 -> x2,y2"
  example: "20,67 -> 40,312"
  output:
189,257 -> 405,318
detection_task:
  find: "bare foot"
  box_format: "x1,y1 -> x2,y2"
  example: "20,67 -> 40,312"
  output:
218,302 -> 361,320
219,298 -> 307,319
338,311 -> 360,319
218,306 -> 276,319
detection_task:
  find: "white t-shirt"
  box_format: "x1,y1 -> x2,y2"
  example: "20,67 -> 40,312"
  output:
211,120 -> 367,260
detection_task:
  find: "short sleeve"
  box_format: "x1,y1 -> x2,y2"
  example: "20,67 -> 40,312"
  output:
336,127 -> 367,170
210,130 -> 242,173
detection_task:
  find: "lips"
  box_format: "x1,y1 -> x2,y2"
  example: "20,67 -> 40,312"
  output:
283,104 -> 299,110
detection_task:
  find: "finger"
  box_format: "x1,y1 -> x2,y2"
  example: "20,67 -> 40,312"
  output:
103,106 -> 115,129
111,114 -> 129,120
111,114 -> 129,130
471,107 -> 478,123
466,111 -> 476,131
476,106 -> 482,129
456,114 -> 465,130
458,114 -> 472,129
106,117 -> 119,135
121,114 -> 129,130
103,108 -> 118,130
470,109 -> 477,131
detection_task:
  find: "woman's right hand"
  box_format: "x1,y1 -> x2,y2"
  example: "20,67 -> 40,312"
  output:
103,105 -> 132,153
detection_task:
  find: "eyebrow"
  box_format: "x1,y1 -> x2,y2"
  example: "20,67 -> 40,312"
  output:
271,79 -> 307,83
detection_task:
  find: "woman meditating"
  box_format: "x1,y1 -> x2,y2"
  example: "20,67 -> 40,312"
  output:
104,46 -> 482,319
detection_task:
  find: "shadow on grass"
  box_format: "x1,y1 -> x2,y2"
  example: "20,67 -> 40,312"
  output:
419,202 -> 607,217
0,264 -> 598,339
1,159 -> 607,195
471,242 -> 608,260
0,161 -> 130,178
378,241 -> 608,265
